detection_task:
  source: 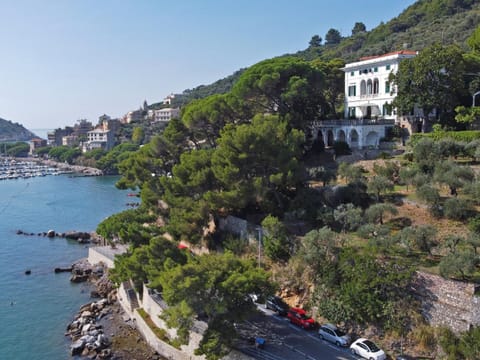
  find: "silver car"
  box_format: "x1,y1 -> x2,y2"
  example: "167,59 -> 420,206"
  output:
318,324 -> 351,347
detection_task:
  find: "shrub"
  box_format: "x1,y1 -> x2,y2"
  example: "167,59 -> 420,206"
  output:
333,141 -> 351,156
443,198 -> 474,221
412,325 -> 436,352
409,131 -> 480,147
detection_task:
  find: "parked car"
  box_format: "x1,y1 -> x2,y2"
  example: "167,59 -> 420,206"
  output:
350,338 -> 386,360
265,295 -> 289,316
318,323 -> 351,347
287,308 -> 316,329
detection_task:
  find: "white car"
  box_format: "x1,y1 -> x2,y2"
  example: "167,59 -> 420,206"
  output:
349,338 -> 386,360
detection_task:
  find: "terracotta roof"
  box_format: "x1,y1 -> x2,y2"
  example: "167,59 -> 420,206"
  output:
359,50 -> 417,61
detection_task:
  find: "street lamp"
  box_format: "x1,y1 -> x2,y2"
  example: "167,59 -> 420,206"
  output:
473,91 -> 480,107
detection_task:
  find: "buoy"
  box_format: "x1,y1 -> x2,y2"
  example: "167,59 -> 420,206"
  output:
25,269 -> 31,275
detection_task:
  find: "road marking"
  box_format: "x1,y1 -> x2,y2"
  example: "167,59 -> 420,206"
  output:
288,323 -> 302,332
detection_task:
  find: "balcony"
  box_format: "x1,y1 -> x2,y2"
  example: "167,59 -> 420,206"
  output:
312,118 -> 395,127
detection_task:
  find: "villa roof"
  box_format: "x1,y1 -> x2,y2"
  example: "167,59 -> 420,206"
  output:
359,50 -> 417,61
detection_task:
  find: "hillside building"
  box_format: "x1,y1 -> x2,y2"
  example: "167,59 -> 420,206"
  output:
47,127 -> 73,146
343,50 -> 417,121
312,50 -> 418,149
150,108 -> 180,123
83,128 -> 115,152
29,137 -> 47,154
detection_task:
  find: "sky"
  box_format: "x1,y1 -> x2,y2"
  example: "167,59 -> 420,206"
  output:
0,0 -> 417,131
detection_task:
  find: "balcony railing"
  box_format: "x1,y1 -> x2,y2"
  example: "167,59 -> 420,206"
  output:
312,118 -> 395,126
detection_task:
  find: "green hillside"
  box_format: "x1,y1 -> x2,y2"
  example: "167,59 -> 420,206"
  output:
169,0 -> 480,106
0,117 -> 36,141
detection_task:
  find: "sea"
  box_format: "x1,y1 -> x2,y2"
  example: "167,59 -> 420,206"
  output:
0,174 -> 129,360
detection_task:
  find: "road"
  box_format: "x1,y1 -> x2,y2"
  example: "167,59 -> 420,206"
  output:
235,305 -> 360,360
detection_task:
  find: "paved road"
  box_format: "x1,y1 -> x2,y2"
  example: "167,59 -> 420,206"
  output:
236,305 -> 361,360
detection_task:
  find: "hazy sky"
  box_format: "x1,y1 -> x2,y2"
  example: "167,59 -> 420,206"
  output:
0,0 -> 416,131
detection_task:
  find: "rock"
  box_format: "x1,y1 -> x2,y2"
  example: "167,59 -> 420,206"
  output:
46,230 -> 55,238
81,310 -> 93,318
16,229 -> 23,235
70,339 -> 85,356
82,323 -> 92,334
25,269 -> 31,275
54,267 -> 73,273
71,274 -> 89,282
98,348 -> 112,359
65,231 -> 91,240
80,302 -> 94,312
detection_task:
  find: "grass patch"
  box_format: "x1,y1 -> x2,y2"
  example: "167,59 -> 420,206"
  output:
137,308 -> 181,349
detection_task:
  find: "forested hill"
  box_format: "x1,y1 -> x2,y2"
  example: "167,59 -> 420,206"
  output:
165,0 -> 479,107
0,117 -> 36,141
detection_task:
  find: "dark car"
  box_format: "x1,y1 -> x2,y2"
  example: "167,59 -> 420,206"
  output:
265,295 -> 289,316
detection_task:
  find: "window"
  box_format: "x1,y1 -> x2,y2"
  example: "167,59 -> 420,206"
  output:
350,71 -> 354,76
348,107 -> 356,118
385,81 -> 390,93
374,67 -> 378,72
383,103 -> 392,116
348,85 -> 356,96
386,64 -> 391,70
373,78 -> 379,94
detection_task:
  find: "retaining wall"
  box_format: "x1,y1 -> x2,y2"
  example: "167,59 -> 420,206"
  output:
414,271 -> 480,333
87,245 -> 128,268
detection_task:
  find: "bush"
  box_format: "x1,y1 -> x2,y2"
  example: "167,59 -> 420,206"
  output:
412,325 -> 436,352
443,198 -> 474,221
409,131 -> 480,148
333,141 -> 351,156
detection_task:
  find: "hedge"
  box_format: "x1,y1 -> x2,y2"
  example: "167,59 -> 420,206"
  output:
408,131 -> 480,147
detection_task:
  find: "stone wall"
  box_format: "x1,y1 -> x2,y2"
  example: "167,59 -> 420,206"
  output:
218,215 -> 263,246
88,245 -> 128,268
413,271 -> 480,333
218,216 -> 249,240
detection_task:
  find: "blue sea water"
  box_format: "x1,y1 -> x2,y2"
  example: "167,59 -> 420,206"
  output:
0,175 -> 128,360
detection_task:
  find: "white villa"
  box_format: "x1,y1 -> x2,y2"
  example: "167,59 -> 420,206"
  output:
312,50 -> 418,149
343,50 -> 417,120
149,107 -> 180,123
83,128 -> 115,152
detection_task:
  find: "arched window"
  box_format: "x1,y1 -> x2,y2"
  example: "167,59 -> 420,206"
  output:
373,78 -> 379,94
366,79 -> 373,95
360,80 -> 366,96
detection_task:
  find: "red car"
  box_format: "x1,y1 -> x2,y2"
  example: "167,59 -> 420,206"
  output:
287,308 -> 316,329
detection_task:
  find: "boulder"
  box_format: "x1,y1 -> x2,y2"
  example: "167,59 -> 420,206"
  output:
81,310 -> 93,318
46,230 -> 55,238
81,323 -> 92,334
98,348 -> 112,359
70,274 -> 89,283
65,231 -> 91,240
70,339 -> 85,356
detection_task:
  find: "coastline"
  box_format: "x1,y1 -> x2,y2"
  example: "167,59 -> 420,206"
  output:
67,260 -> 161,360
27,157 -> 104,176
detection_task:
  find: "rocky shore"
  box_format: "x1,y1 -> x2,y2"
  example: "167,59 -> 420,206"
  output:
16,229 -> 107,245
66,260 -> 162,359
17,157 -> 103,177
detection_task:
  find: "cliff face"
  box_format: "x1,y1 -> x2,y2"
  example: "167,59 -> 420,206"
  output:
0,117 -> 36,141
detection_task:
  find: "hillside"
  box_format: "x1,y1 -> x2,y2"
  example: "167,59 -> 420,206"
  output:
0,117 -> 36,141
168,0 -> 480,106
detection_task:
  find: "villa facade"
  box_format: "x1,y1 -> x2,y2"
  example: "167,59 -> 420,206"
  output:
312,50 -> 418,149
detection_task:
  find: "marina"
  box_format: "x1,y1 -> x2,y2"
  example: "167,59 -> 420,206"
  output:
0,158 -> 72,180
